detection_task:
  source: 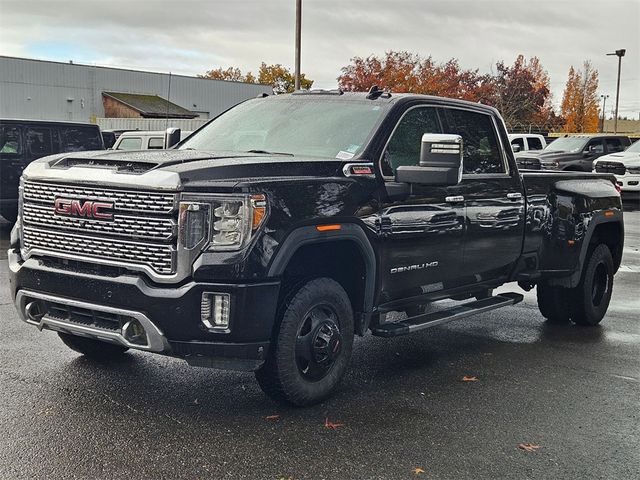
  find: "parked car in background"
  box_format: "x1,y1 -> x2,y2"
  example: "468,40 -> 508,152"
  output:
516,134 -> 631,171
101,130 -> 117,149
508,133 -> 547,153
594,140 -> 640,200
0,119 -> 104,222
112,130 -> 192,150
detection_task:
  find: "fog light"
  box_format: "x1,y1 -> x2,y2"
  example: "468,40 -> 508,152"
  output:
122,319 -> 148,346
201,292 -> 230,330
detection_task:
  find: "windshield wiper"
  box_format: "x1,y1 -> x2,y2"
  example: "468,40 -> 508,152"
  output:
244,149 -> 294,156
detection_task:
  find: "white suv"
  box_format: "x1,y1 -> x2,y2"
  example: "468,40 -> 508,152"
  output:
594,140 -> 640,198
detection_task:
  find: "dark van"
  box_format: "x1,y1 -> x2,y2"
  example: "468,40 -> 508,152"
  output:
0,119 -> 104,222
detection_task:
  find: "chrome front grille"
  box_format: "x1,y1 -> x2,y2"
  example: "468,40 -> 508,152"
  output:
22,203 -> 175,240
23,181 -> 176,213
21,181 -> 179,277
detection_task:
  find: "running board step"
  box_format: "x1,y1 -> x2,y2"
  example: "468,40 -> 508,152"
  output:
371,292 -> 524,338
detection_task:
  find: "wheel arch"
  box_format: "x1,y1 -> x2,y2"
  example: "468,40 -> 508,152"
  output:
551,215 -> 623,288
267,223 -> 377,335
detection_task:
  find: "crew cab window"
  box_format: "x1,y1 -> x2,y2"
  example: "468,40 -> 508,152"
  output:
527,137 -> 543,150
441,108 -> 505,174
511,138 -> 525,150
382,107 -> 441,176
0,126 -> 22,154
117,137 -> 143,150
26,128 -> 53,157
60,127 -> 102,152
605,138 -> 623,153
585,140 -> 604,154
148,137 -> 164,149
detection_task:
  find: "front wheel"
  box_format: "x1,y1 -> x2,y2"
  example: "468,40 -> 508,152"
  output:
255,277 -> 354,406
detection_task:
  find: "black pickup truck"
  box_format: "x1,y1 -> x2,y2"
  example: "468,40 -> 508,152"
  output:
8,91 -> 624,406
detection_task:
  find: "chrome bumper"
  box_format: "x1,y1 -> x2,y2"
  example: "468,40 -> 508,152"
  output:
15,290 -> 170,353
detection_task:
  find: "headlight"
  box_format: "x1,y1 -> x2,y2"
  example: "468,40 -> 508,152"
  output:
628,167 -> 640,174
179,193 -> 267,252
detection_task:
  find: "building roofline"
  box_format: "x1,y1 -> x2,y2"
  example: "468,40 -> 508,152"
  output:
0,118 -> 99,127
0,55 -> 272,88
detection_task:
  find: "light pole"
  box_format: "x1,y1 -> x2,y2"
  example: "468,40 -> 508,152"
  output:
294,0 -> 302,91
600,94 -> 609,133
606,49 -> 626,134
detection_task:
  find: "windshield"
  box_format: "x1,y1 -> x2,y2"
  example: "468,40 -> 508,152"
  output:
625,141 -> 640,153
179,97 -> 385,159
544,137 -> 587,153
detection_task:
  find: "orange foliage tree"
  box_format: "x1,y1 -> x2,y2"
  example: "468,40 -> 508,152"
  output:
200,63 -> 312,94
561,61 -> 600,133
337,51 -> 495,103
338,52 -> 561,131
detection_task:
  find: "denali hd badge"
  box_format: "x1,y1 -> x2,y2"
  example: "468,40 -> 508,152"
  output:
390,261 -> 439,274
54,198 -> 115,220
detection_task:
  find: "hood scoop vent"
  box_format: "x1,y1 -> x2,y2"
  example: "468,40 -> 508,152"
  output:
51,157 -> 157,174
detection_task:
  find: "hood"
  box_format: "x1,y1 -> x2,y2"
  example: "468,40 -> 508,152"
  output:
594,151 -> 640,166
22,149 -> 349,191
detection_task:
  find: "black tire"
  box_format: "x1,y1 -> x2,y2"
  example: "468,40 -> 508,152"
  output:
536,283 -> 572,324
570,244 -> 614,326
58,332 -> 129,359
255,277 -> 354,407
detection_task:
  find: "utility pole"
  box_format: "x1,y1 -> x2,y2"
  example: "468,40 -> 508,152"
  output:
600,94 -> 609,133
606,49 -> 626,134
294,0 -> 302,91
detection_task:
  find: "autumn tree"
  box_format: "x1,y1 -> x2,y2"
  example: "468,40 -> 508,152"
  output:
257,63 -> 313,94
337,51 -> 494,102
199,63 -> 312,94
561,61 -> 600,133
490,55 -> 555,130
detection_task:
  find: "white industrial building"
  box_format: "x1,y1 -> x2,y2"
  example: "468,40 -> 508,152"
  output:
0,56 -> 272,130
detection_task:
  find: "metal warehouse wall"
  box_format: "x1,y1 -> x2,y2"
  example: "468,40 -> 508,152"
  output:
0,56 -> 272,123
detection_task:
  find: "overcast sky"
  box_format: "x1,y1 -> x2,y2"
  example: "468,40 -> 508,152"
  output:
1,0 -> 638,117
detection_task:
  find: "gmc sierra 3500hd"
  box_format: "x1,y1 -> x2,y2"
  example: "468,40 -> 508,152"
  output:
9,89 -> 624,406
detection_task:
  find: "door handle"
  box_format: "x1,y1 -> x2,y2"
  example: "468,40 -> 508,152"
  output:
506,192 -> 522,200
445,195 -> 465,203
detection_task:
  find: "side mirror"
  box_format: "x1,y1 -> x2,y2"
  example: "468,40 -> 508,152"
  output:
164,128 -> 181,149
512,144 -> 521,153
395,134 -> 463,186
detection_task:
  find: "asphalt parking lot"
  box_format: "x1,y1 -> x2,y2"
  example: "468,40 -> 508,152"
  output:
0,210 -> 638,480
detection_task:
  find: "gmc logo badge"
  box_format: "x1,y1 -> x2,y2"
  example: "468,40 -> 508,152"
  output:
54,198 -> 114,220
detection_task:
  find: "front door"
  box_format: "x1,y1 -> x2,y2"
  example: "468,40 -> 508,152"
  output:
376,105 -> 467,304
439,107 -> 525,284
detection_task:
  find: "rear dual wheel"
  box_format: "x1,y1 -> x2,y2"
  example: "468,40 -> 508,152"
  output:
255,277 -> 354,407
536,244 -> 614,326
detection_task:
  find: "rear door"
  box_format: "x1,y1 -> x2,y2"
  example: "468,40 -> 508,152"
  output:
25,125 -> 55,162
440,107 -> 525,284
604,137 -> 625,154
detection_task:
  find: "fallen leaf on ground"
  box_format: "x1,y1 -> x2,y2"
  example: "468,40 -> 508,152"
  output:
265,415 -> 280,421
462,375 -> 478,382
324,418 -> 344,430
518,443 -> 541,452
413,467 -> 426,475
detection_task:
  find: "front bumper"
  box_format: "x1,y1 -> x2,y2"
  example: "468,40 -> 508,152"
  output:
9,249 -> 280,370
